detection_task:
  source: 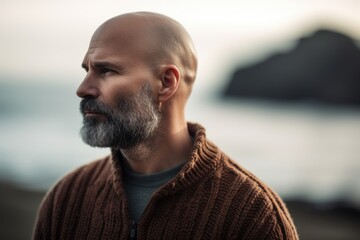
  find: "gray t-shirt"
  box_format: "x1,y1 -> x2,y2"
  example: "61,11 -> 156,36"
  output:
122,161 -> 184,222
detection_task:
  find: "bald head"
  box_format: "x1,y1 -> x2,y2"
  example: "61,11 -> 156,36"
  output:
78,12 -> 198,151
92,12 -> 197,88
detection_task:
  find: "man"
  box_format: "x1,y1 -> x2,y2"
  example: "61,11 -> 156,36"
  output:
33,12 -> 298,239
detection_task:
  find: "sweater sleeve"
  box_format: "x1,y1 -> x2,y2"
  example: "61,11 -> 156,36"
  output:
233,198 -> 298,240
253,190 -> 299,240
264,208 -> 299,240
32,158 -> 111,240
32,181 -> 60,240
265,188 -> 299,240
225,160 -> 298,239
32,167 -> 83,240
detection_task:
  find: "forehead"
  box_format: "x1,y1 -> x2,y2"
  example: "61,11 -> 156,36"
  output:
83,20 -> 157,66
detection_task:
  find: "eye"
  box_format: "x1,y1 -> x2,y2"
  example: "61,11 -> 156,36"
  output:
100,68 -> 116,75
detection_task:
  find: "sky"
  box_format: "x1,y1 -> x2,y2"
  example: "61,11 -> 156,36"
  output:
1,0 -> 360,90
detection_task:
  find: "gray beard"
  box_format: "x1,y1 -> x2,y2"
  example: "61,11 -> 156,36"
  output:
79,83 -> 161,149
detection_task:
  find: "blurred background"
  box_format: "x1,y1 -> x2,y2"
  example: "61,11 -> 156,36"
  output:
1,0 -> 360,239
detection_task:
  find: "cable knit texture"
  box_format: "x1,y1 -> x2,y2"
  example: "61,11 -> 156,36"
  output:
33,123 -> 298,239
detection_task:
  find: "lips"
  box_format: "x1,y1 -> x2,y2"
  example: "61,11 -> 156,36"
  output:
80,99 -> 108,119
83,110 -> 104,116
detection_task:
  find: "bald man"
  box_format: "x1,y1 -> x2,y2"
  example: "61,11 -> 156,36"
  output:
33,12 -> 298,239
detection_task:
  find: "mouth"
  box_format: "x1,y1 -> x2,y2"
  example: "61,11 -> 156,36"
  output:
83,110 -> 105,117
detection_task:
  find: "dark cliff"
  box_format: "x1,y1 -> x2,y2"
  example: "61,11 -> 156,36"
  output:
224,29 -> 360,106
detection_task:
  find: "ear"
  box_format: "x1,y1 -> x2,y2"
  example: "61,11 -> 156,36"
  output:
158,65 -> 180,103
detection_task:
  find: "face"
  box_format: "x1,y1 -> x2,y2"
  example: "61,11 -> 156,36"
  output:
77,20 -> 162,149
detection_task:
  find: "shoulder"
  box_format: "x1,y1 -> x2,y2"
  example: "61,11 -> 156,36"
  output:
217,152 -> 298,239
40,155 -> 113,208
54,155 -> 112,190
33,155 -> 114,239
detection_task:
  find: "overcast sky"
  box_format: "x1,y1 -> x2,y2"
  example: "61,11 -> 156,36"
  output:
1,0 -> 360,88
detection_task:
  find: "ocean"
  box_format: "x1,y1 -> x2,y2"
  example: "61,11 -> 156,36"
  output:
1,80 -> 360,206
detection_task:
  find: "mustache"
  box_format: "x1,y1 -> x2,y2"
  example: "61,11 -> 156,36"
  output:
80,98 -> 110,116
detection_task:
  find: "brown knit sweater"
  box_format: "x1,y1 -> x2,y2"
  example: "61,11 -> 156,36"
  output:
33,123 -> 298,239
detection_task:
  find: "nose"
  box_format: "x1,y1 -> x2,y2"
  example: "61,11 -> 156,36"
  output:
76,74 -> 99,99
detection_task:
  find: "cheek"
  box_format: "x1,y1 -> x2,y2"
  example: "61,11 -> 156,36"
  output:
98,71 -> 156,105
99,82 -> 130,106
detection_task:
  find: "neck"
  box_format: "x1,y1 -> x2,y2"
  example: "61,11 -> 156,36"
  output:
120,120 -> 192,174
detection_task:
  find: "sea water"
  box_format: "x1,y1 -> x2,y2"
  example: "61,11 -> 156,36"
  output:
1,81 -> 360,206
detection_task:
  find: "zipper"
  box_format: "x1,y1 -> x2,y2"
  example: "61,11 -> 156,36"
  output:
130,220 -> 137,240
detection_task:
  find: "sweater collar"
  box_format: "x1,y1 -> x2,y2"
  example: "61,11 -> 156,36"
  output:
110,122 -> 222,197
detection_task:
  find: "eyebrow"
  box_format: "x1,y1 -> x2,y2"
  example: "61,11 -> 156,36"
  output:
81,61 -> 125,72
